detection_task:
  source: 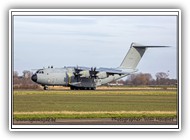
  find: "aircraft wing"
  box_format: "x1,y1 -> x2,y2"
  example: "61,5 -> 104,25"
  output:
97,67 -> 136,75
72,66 -> 136,78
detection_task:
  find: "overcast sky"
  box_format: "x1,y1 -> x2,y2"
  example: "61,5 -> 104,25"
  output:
13,15 -> 177,79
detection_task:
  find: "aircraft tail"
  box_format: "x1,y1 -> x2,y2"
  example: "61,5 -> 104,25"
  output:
119,42 -> 168,69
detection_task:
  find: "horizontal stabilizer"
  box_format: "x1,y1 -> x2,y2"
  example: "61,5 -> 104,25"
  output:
133,45 -> 170,48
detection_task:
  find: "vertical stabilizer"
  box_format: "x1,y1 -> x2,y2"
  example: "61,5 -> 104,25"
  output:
119,42 -> 168,69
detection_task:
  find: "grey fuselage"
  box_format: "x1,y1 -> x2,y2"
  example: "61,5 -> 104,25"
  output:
32,67 -> 129,88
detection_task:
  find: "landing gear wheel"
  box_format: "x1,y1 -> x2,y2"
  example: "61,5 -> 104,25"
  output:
70,86 -> 96,90
70,86 -> 75,90
44,86 -> 48,90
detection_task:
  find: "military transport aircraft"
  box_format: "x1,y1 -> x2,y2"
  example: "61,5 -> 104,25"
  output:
31,42 -> 168,90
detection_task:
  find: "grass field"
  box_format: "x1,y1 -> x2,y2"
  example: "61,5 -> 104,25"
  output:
13,90 -> 177,120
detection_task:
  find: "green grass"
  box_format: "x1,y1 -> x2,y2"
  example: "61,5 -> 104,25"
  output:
14,90 -> 176,95
14,113 -> 176,120
13,90 -> 177,119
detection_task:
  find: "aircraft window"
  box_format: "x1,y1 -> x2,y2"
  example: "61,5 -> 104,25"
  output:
36,69 -> 43,74
37,70 -> 44,74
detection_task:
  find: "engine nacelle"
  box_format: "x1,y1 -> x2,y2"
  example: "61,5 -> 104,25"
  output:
79,71 -> 108,79
96,72 -> 108,79
79,70 -> 90,78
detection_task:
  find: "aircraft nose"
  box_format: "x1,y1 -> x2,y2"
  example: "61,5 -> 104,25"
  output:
31,74 -> 37,82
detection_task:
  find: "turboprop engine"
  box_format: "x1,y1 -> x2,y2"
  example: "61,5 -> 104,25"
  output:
96,72 -> 108,79
79,71 -> 108,79
79,70 -> 90,78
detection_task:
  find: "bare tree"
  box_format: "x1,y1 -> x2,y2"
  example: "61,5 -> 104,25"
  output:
126,73 -> 153,86
156,72 -> 168,79
155,72 -> 169,85
13,70 -> 40,89
23,70 -> 33,79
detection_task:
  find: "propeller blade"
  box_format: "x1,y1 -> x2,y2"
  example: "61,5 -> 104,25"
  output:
73,66 -> 81,82
89,67 -> 98,78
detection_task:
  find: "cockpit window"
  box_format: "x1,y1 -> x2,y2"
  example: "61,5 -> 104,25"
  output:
36,70 -> 44,74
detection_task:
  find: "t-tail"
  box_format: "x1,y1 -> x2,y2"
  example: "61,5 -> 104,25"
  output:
119,42 -> 169,70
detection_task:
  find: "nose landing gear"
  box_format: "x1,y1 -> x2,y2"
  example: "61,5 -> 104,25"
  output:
43,85 -> 48,90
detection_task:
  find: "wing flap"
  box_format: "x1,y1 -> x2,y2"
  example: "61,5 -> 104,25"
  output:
98,67 -> 131,75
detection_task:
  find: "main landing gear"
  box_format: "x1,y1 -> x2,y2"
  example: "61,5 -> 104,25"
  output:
70,86 -> 96,90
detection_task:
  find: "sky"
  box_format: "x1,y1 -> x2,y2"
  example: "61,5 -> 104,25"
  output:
13,15 -> 177,79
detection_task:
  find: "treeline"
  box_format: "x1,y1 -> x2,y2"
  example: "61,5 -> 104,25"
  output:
13,70 -> 41,89
125,72 -> 177,86
13,70 -> 177,89
111,72 -> 177,86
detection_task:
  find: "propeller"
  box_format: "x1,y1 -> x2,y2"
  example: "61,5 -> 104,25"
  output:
89,67 -> 98,78
73,66 -> 81,82
73,66 -> 98,81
